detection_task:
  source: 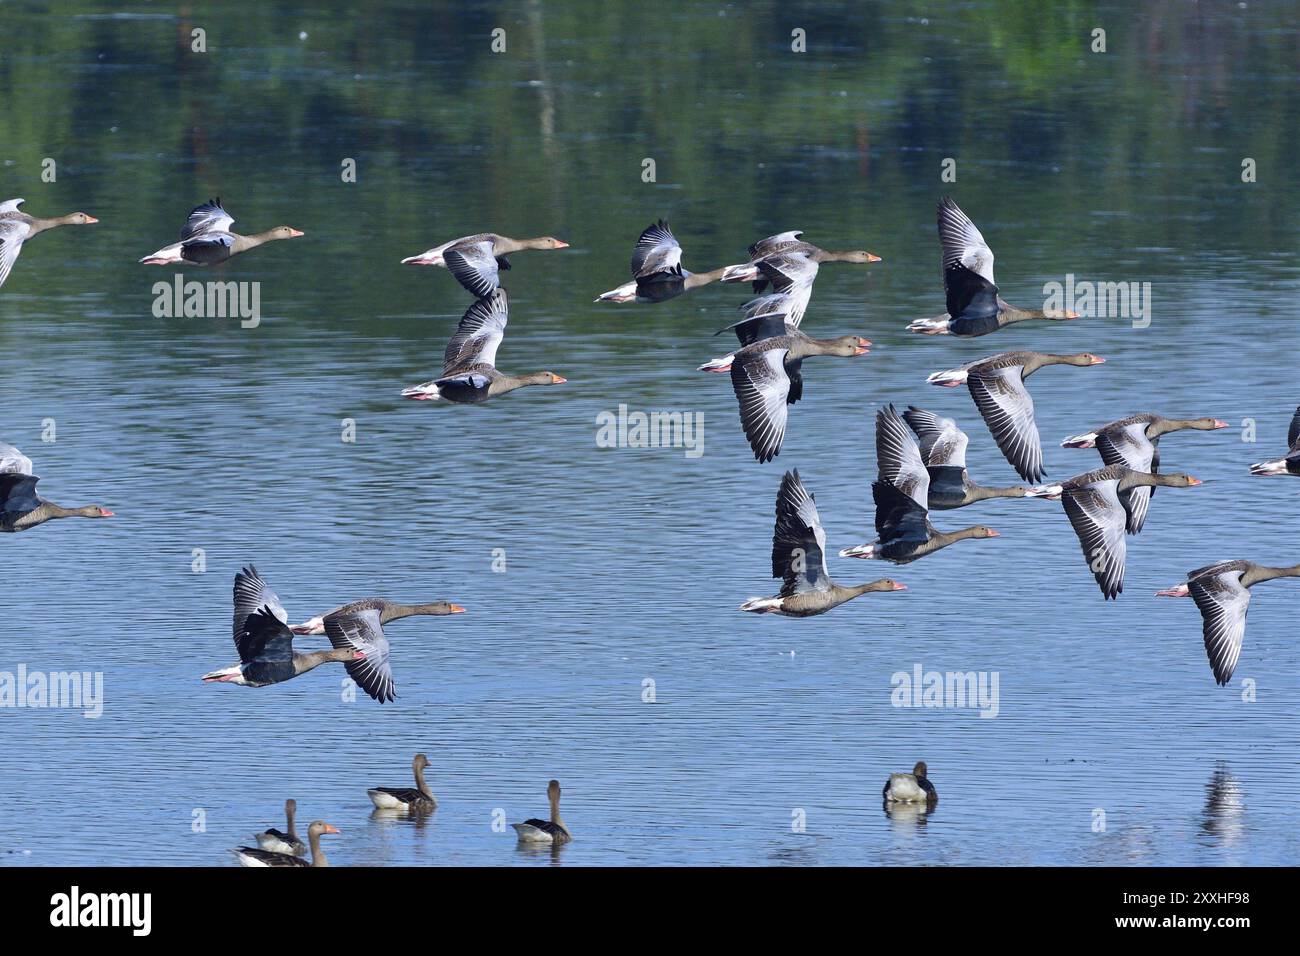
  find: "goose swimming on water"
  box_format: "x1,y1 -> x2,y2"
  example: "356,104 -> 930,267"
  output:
512,779 -> 572,845
235,821 -> 338,868
368,754 -> 437,812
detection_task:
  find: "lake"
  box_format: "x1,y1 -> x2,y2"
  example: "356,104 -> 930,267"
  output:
1,0 -> 1298,866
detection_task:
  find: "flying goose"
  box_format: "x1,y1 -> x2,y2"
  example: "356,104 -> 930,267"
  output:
1157,560 -> 1300,685
139,198 -> 302,265
0,442 -> 113,533
707,314 -> 869,462
907,197 -> 1079,336
595,219 -> 728,303
400,232 -> 568,298
0,198 -> 98,290
203,566 -> 374,693
400,289 -> 565,403
292,598 -> 464,635
1061,413 -> 1228,532
927,351 -> 1106,482
839,406 -> 1000,561
1248,406 -> 1300,476
901,407 -> 1032,509
740,469 -> 907,617
1027,466 -> 1201,598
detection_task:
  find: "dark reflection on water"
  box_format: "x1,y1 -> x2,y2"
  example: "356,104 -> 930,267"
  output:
1,1 -> 1299,866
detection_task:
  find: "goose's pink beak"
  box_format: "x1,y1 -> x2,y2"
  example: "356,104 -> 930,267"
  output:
288,229 -> 304,238
866,253 -> 882,262
553,241 -> 570,249
84,216 -> 100,224
891,582 -> 907,591
99,508 -> 115,517
1089,356 -> 1106,364
985,529 -> 1001,537
1213,420 -> 1229,429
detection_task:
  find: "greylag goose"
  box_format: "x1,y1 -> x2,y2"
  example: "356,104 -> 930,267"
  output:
400,290 -> 565,403
400,232 -> 568,298
720,234 -> 880,327
139,198 -> 302,266
1157,560 -> 1300,685
594,219 -> 728,303
203,566 -> 368,691
292,598 -> 465,635
708,314 -> 869,462
901,407 -> 1031,509
908,197 -> 1079,336
367,753 -> 436,811
235,821 -> 338,867
0,443 -> 113,532
740,469 -> 906,616
928,351 -> 1106,482
1248,407 -> 1300,476
839,406 -> 1000,562
254,799 -> 306,856
883,761 -> 938,804
1061,413 -> 1229,533
512,779 -> 571,844
698,309 -> 866,407
1027,465 -> 1201,599
0,199 -> 97,289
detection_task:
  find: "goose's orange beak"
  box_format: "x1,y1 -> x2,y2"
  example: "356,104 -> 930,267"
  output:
449,604 -> 467,614
322,824 -> 340,834
1090,356 -> 1106,364
867,253 -> 882,262
84,215 -> 100,224
1186,477 -> 1203,486
550,374 -> 567,384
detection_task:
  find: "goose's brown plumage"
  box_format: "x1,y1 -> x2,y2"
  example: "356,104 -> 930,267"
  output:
1061,413 -> 1228,532
236,820 -> 338,867
0,443 -> 113,532
1028,465 -> 1201,599
0,199 -> 98,289
400,231 -> 568,298
838,406 -> 1000,563
739,469 -> 906,617
400,290 -> 565,403
139,198 -> 301,266
907,197 -> 1079,336
927,351 -> 1105,483
1157,560 -> 1300,685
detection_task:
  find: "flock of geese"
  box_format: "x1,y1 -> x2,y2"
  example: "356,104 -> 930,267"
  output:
3,190 -> 1296,858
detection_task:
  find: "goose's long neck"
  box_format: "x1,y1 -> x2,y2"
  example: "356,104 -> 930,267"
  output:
968,483 -> 1025,501
496,371 -> 554,394
938,526 -> 986,546
41,502 -> 98,520
1149,417 -> 1217,437
25,214 -> 77,236
309,829 -> 329,868
233,231 -> 278,252
414,763 -> 434,800
550,792 -> 564,830
1121,470 -> 1186,490
296,648 -> 354,673
683,267 -> 729,289
1245,563 -> 1300,585
285,802 -> 298,838
382,602 -> 446,623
